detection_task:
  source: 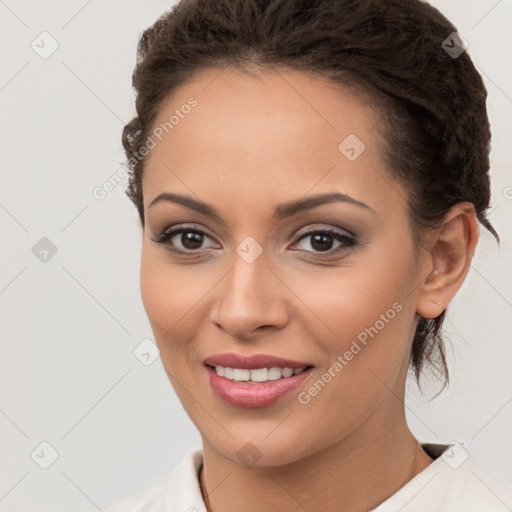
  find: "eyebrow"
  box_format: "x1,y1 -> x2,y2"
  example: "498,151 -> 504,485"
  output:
148,191 -> 375,221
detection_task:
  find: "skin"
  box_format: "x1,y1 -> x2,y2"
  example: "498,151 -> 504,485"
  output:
139,66 -> 478,512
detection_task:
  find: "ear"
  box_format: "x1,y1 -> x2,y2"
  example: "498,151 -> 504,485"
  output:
416,202 -> 479,319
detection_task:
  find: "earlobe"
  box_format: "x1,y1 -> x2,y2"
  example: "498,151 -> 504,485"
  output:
416,203 -> 479,319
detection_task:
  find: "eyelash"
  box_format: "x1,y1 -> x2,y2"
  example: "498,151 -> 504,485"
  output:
150,225 -> 357,259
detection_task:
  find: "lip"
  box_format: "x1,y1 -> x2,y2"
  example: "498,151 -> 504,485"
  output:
205,365 -> 314,408
203,352 -> 312,369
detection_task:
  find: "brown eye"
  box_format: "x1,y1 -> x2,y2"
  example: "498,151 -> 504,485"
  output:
150,227 -> 219,253
309,233 -> 335,251
179,231 -> 204,250
292,229 -> 356,256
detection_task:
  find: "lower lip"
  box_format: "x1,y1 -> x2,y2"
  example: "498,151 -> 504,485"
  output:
205,365 -> 313,408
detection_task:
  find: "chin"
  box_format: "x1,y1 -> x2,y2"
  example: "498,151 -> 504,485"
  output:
202,428 -> 321,468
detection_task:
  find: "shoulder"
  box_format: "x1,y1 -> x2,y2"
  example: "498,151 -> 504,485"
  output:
373,441 -> 512,511
104,449 -> 206,512
451,445 -> 512,510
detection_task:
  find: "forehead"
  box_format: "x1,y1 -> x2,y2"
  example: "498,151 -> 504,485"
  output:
142,66 -> 398,217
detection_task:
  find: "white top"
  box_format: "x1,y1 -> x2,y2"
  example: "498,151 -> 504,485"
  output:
105,442 -> 512,511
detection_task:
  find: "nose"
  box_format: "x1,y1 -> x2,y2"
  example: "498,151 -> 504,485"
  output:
209,250 -> 290,339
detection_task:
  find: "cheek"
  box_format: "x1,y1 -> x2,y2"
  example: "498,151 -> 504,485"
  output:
297,248 -> 415,373
291,265 -> 412,431
303,263 -> 406,331
140,247 -> 191,339
139,246 -> 218,347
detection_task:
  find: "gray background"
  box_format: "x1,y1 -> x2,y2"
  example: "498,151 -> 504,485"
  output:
1,0 -> 511,510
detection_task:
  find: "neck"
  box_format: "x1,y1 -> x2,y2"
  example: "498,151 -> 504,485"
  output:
199,404 -> 434,512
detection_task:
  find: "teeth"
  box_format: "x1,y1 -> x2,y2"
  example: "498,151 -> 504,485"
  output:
233,368 -> 250,381
250,368 -> 269,382
282,368 -> 294,378
214,366 -> 307,382
267,367 -> 281,381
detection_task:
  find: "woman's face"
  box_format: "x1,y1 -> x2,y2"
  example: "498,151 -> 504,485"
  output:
140,67 -> 431,466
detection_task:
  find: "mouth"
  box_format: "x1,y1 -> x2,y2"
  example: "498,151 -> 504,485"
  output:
204,363 -> 315,408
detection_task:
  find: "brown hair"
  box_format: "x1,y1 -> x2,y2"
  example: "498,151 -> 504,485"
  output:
122,0 -> 499,395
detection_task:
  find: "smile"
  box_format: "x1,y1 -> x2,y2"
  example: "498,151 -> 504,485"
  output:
204,364 -> 314,408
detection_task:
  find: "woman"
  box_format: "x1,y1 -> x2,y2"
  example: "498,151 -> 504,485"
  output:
106,0 -> 512,510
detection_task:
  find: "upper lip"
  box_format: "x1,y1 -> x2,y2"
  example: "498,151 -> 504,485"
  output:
204,353 -> 313,370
